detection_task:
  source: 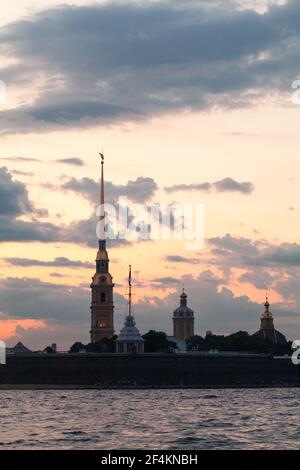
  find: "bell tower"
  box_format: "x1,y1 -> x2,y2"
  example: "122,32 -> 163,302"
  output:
173,289 -> 194,341
90,152 -> 114,343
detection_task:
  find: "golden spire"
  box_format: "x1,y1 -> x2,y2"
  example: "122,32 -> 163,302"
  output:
128,264 -> 132,317
98,150 -> 105,247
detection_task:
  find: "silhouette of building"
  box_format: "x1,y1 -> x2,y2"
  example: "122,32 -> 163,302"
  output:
253,297 -> 287,344
116,266 -> 144,354
173,289 -> 194,341
6,342 -> 32,354
90,153 -> 114,343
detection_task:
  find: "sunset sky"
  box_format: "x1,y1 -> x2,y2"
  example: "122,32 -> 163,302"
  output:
1,0 -> 300,349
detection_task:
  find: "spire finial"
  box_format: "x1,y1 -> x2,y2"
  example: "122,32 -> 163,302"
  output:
99,149 -> 104,164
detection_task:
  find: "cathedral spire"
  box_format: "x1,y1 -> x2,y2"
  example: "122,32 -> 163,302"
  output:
90,150 -> 114,343
128,264 -> 132,317
98,150 -> 106,250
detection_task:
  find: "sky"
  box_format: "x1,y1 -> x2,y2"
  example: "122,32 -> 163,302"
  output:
1,0 -> 300,349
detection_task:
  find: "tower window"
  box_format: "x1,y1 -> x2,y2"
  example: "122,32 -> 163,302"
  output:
100,292 -> 106,302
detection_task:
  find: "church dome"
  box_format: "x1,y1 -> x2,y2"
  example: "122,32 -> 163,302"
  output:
173,288 -> 194,317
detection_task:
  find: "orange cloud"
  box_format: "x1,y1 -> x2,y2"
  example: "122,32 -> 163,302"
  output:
0,319 -> 46,341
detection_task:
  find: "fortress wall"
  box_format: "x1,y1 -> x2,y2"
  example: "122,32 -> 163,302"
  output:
0,353 -> 299,387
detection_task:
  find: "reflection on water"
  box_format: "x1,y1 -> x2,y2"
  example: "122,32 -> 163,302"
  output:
0,388 -> 299,449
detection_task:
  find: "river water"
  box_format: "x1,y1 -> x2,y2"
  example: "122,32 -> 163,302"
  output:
0,388 -> 299,449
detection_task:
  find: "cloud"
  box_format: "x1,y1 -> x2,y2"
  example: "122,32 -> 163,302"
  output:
0,1 -> 300,133
0,167 -> 63,243
10,170 -> 34,177
0,277 -> 90,323
0,167 -> 148,247
209,233 -> 300,268
151,276 -> 180,285
5,257 -> 94,268
165,178 -> 254,194
55,157 -> 84,166
1,156 -> 84,167
63,175 -> 158,203
1,266 -> 299,349
132,270 -> 284,336
0,216 -> 61,242
164,255 -> 199,264
238,268 -> 275,290
164,183 -> 211,193
214,178 -> 254,194
0,157 -> 39,162
0,166 -> 34,216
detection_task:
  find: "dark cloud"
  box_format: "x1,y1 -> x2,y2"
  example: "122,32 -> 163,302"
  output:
165,178 -> 254,194
1,156 -> 84,167
0,277 -> 89,323
209,234 -> 300,268
0,166 -> 34,216
165,255 -> 199,264
0,157 -> 39,162
164,183 -> 211,193
151,276 -> 180,285
63,175 -> 158,203
0,216 -> 61,243
0,168 -> 60,242
55,158 -> 84,166
5,257 -> 93,268
214,178 -> 254,194
0,1 -> 300,133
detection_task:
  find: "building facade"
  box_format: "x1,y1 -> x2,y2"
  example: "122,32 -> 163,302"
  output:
173,289 -> 194,341
90,154 -> 114,343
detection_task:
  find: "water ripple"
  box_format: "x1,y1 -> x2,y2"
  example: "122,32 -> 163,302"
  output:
0,388 -> 300,449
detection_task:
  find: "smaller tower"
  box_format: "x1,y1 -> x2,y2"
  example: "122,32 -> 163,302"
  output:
252,296 -> 287,344
116,266 -> 145,354
260,297 -> 274,330
173,289 -> 194,341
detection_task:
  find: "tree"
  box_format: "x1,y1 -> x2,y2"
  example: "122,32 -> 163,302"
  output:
85,335 -> 118,353
43,346 -> 56,354
187,335 -> 205,351
69,342 -> 86,353
142,330 -> 173,352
